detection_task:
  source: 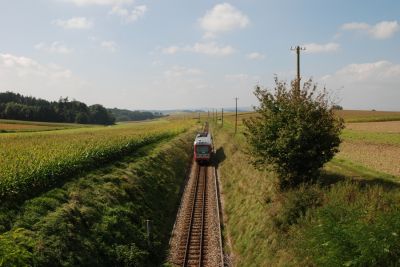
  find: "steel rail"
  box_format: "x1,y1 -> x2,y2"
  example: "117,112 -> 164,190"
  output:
182,165 -> 203,266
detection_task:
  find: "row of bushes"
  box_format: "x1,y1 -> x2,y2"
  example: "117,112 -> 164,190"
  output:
0,130 -> 195,266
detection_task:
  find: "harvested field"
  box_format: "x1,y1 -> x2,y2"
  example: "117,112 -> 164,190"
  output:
336,110 -> 400,122
346,121 -> 400,133
0,119 -> 85,132
0,123 -> 55,132
337,140 -> 400,177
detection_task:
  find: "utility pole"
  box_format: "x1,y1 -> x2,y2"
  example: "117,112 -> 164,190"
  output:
216,109 -> 218,124
221,108 -> 224,127
291,46 -> 306,92
234,97 -> 239,134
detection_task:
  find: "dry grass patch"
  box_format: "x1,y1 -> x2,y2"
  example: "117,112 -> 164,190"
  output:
337,140 -> 400,177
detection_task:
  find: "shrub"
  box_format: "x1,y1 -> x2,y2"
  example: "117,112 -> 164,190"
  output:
244,77 -> 344,190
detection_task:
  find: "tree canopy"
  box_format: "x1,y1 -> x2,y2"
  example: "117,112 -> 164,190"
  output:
244,78 -> 344,190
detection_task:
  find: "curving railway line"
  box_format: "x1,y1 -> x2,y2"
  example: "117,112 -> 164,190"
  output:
169,163 -> 223,267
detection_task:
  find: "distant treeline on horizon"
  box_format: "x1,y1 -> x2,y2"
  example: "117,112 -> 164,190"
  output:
0,92 -> 163,125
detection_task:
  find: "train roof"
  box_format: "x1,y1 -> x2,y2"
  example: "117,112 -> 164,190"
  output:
194,132 -> 212,146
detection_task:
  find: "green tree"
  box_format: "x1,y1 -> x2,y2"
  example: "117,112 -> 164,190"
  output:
89,104 -> 115,125
244,78 -> 344,190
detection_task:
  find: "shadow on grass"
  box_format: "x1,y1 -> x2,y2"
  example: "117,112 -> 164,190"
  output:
320,170 -> 400,191
212,147 -> 226,168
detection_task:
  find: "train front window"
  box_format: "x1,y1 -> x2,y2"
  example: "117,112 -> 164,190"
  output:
196,145 -> 209,154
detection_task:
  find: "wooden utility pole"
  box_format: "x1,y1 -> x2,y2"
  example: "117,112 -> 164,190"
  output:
291,46 -> 306,92
234,97 -> 239,134
221,108 -> 224,127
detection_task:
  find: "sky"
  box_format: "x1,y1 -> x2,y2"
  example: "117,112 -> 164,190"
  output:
0,0 -> 399,110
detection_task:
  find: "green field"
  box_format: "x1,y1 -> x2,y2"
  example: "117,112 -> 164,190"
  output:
0,119 -> 193,202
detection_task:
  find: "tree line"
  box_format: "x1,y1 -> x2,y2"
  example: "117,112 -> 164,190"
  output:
0,92 -> 165,125
108,108 -> 164,122
0,92 -> 115,125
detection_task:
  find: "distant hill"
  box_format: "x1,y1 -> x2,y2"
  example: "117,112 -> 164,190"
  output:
0,91 -> 115,125
108,108 -> 164,122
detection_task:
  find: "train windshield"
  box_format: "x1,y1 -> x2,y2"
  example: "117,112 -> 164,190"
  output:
196,145 -> 209,154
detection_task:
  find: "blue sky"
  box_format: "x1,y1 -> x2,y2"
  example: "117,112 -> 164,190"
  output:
0,0 -> 399,110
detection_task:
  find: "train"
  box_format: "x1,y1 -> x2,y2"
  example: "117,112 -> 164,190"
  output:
193,130 -> 213,164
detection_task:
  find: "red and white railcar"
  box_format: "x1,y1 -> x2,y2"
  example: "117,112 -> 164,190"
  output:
193,132 -> 213,164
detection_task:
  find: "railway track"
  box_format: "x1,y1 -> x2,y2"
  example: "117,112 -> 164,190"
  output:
169,163 -> 223,267
180,165 -> 208,266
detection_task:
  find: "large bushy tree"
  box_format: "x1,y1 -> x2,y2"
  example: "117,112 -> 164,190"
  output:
244,78 -> 344,190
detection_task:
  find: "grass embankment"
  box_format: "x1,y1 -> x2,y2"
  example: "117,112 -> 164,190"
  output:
0,120 -> 191,202
214,121 -> 400,266
0,129 -> 195,266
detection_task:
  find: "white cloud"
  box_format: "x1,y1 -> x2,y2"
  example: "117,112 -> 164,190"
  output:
0,53 -> 71,78
100,41 -> 118,52
162,45 -> 180,55
303,42 -> 340,53
333,61 -> 400,81
341,22 -> 369,31
62,0 -> 133,6
110,5 -> 147,23
225,73 -> 260,83
199,3 -> 249,38
189,42 -> 235,56
53,17 -> 93,29
370,21 -> 400,39
247,52 -> 265,60
35,42 -> 73,54
320,60 -> 400,110
0,53 -> 89,101
161,42 -> 235,56
164,66 -> 203,79
341,20 -> 399,39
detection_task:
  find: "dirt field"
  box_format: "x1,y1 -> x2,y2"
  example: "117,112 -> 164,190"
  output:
346,121 -> 400,133
337,140 -> 400,177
